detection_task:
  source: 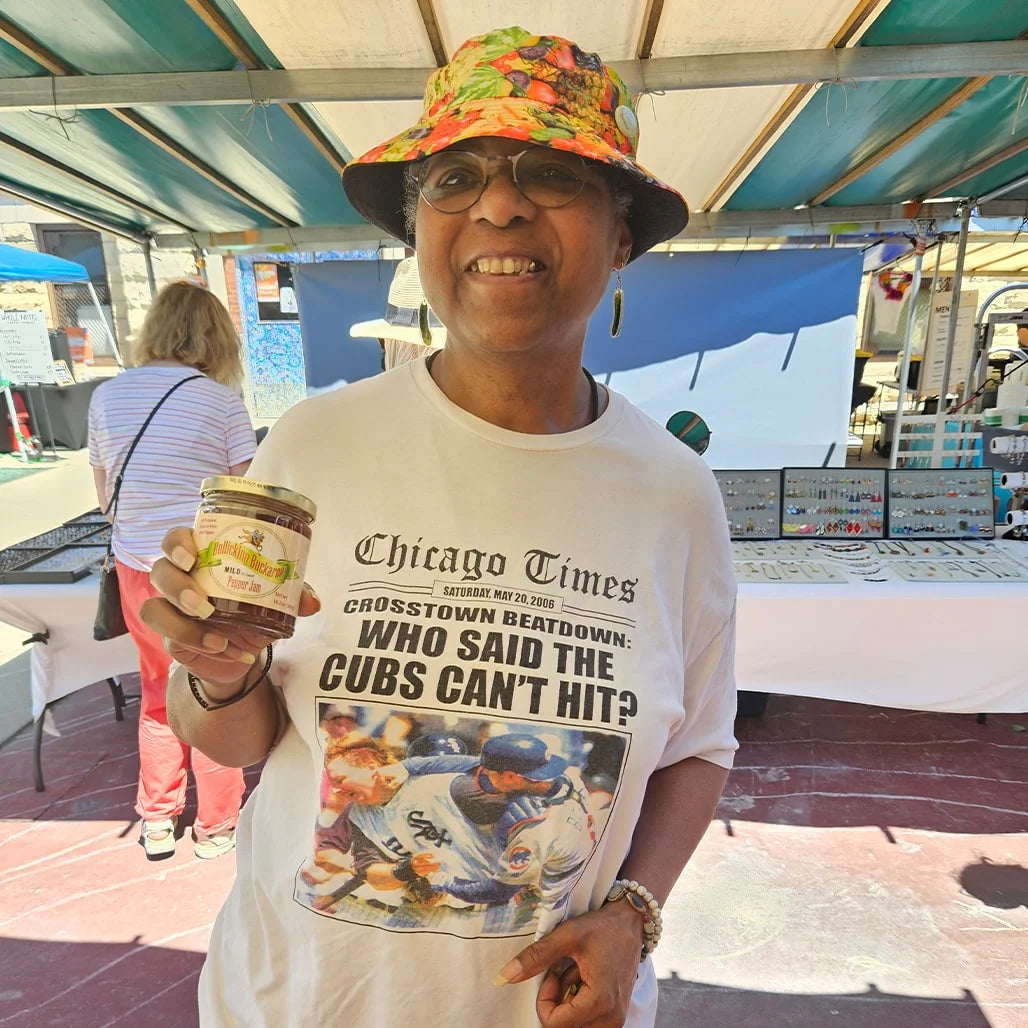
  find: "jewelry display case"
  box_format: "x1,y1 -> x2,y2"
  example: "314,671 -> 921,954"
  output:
886,469 -> 994,539
713,470 -> 781,539
781,468 -> 886,539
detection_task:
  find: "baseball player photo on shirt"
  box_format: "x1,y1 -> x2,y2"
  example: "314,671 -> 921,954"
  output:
295,700 -> 629,939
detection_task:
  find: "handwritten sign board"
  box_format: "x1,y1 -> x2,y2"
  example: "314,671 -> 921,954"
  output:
920,291 -> 978,397
0,310 -> 56,385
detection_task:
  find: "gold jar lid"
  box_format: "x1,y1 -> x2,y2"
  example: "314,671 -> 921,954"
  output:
200,476 -> 317,521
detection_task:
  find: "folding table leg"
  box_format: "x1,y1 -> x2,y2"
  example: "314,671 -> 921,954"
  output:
107,677 -> 126,721
33,704 -> 50,792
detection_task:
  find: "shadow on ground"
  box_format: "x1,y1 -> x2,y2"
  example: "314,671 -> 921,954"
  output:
657,973 -> 992,1027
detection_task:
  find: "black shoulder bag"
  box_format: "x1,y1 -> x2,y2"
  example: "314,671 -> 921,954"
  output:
93,375 -> 204,641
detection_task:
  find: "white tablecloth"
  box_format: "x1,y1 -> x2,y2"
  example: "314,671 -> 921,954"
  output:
0,574 -> 138,719
736,548 -> 1028,713
1,557 -> 1025,720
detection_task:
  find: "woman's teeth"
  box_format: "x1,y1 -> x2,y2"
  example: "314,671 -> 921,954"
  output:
470,258 -> 540,275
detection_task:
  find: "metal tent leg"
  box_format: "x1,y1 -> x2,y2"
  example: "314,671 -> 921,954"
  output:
33,704 -> 50,792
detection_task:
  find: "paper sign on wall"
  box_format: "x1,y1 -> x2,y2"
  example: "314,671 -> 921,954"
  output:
920,291 -> 978,397
0,310 -> 56,385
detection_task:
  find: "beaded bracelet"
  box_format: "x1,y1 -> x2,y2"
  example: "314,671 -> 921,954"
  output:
604,878 -> 663,961
187,646 -> 273,712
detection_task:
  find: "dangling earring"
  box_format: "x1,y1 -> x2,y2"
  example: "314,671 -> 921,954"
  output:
610,266 -> 624,338
419,301 -> 432,346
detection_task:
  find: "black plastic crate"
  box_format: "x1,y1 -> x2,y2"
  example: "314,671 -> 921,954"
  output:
0,547 -> 51,577
64,510 -> 109,527
11,524 -> 106,550
2,544 -> 108,584
80,524 -> 112,546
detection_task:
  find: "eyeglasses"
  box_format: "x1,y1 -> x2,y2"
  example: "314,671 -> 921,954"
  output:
417,148 -> 589,213
666,411 -> 712,455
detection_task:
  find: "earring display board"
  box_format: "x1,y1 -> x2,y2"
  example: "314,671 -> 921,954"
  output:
714,470 -> 781,539
887,469 -> 995,539
781,468 -> 886,539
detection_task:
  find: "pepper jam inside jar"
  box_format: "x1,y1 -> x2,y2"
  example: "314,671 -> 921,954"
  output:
191,477 -> 317,640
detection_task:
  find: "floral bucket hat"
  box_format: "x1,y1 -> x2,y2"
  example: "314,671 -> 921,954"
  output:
342,26 -> 688,262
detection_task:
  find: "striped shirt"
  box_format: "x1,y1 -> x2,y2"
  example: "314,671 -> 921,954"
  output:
88,365 -> 256,571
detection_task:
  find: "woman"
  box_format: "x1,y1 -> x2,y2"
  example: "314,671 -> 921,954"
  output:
145,28 -> 737,1027
88,281 -> 254,860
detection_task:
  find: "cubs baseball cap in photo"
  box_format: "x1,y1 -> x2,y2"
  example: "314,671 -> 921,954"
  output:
341,26 -> 689,262
481,733 -> 569,781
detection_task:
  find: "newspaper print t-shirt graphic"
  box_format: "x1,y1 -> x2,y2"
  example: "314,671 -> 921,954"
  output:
294,529 -> 640,939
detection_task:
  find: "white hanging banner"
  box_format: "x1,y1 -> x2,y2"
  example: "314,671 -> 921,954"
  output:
0,310 -> 56,385
920,291 -> 978,397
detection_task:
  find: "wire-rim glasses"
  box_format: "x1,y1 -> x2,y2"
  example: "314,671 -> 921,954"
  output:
417,148 -> 589,213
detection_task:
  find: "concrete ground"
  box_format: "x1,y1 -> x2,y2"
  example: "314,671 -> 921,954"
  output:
0,687 -> 1024,1027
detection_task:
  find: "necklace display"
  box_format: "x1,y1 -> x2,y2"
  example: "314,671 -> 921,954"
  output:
425,350 -> 599,427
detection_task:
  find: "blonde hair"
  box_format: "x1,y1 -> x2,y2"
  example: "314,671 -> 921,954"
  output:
134,281 -> 244,387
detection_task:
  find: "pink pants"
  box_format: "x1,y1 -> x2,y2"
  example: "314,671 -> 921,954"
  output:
116,561 -> 244,837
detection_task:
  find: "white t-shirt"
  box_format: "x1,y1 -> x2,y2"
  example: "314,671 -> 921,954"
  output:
88,366 -> 256,570
200,358 -> 737,1028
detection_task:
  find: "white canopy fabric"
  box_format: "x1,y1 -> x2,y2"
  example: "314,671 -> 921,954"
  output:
233,0 -> 870,215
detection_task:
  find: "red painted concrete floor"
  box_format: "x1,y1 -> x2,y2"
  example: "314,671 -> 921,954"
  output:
1,684 -> 1025,1027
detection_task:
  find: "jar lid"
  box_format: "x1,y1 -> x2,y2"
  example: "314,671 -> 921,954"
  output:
200,476 -> 317,520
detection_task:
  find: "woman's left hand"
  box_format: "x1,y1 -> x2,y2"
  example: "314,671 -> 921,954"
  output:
497,901 -> 644,1027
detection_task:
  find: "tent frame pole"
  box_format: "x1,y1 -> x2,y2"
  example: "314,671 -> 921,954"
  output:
85,281 -> 123,368
889,230 -> 931,468
933,203 -> 971,463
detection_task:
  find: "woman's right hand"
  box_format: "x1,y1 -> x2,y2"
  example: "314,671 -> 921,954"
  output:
141,527 -> 320,689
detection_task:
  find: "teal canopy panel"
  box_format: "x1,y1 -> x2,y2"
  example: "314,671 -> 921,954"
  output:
0,0 -> 361,234
726,0 -> 1028,211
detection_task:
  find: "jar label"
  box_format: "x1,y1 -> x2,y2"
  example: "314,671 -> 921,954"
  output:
192,511 -> 309,615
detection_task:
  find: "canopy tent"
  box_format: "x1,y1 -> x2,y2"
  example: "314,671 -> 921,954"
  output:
0,1 -> 1026,251
0,241 -> 121,365
0,241 -> 88,282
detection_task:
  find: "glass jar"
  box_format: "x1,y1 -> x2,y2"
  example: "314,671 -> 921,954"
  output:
191,476 -> 317,640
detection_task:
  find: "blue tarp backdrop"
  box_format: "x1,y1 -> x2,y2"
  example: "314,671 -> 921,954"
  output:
295,259 -> 400,391
295,249 -> 863,467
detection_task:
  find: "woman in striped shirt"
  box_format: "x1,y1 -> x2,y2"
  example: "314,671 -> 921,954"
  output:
88,281 -> 256,861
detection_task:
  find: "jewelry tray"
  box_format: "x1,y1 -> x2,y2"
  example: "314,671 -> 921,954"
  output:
781,468 -> 886,540
886,468 -> 995,540
714,470 -> 781,540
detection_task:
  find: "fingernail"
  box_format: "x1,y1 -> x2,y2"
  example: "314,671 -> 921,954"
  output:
228,648 -> 257,665
202,633 -> 228,653
303,582 -> 319,600
170,546 -> 195,572
181,590 -> 215,619
495,958 -> 523,985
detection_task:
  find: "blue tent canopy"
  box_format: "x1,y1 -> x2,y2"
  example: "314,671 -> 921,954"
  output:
0,242 -> 89,283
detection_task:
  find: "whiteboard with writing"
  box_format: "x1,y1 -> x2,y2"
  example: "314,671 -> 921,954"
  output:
0,310 -> 56,385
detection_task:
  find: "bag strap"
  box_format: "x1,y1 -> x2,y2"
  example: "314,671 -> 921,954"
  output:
103,374 -> 204,519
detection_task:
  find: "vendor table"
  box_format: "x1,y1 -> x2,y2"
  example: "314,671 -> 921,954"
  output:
0,573 -> 138,789
735,544 -> 1028,714
1,547 -> 1025,791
